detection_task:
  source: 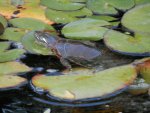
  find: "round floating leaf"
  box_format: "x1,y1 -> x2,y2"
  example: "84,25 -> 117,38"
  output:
0,61 -> 32,75
11,0 -> 24,6
122,4 -> 150,34
45,8 -> 77,24
0,22 -> 4,35
0,0 -> 52,24
71,0 -> 86,2
0,74 -> 27,90
135,0 -> 150,5
32,65 -> 137,100
87,0 -> 135,15
0,49 -> 25,63
134,58 -> 150,84
62,18 -> 110,40
104,30 -> 150,56
40,0 -> 85,11
0,28 -> 26,42
66,7 -> 92,17
0,14 -> 7,28
89,15 -> 117,22
0,42 -> 10,52
22,31 -> 53,55
9,18 -> 55,31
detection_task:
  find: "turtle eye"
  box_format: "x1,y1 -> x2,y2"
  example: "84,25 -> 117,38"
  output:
41,37 -> 48,44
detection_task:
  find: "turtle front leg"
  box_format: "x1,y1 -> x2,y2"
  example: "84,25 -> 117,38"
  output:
60,57 -> 72,70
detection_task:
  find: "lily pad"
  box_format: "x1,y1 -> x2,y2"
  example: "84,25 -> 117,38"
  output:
0,28 -> 26,42
89,15 -> 117,22
134,58 -> 150,84
0,49 -> 25,63
87,0 -> 135,15
104,30 -> 150,56
0,0 -> 52,23
0,14 -> 7,28
45,8 -> 92,24
9,18 -> 55,31
0,61 -> 31,75
0,42 -> 10,52
11,0 -> 25,6
0,22 -> 4,35
45,8 -> 77,24
135,0 -> 150,5
32,65 -> 136,100
0,74 -> 27,90
40,0 -> 85,11
21,31 -> 53,55
122,4 -> 150,34
62,18 -> 110,40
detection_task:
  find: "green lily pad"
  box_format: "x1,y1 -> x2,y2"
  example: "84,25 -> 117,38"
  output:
40,0 -> 85,11
0,73 -> 27,90
0,0 -> 52,23
66,7 -> 92,17
71,0 -> 86,2
0,22 -> 4,35
0,42 -> 10,52
87,0 -> 135,15
134,58 -> 150,84
0,49 -> 25,63
45,8 -> 77,24
32,65 -> 136,100
21,31 -> 53,55
0,61 -> 32,75
104,30 -> 150,56
0,28 -> 26,42
11,0 -> 24,6
0,14 -> 7,28
45,8 -> 92,24
89,15 -> 117,22
135,0 -> 150,5
122,4 -> 150,34
62,18 -> 110,40
9,17 -> 55,31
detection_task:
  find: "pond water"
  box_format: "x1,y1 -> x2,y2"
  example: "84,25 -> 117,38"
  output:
0,1 -> 150,112
1,44 -> 150,113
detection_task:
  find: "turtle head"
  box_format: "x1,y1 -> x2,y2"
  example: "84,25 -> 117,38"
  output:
34,31 -> 57,47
